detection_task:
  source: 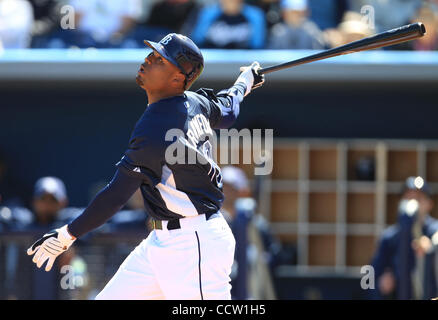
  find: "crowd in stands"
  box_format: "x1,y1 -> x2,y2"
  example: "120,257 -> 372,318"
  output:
1,0 -> 437,51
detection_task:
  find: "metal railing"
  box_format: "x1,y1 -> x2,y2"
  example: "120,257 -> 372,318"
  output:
0,230 -> 148,300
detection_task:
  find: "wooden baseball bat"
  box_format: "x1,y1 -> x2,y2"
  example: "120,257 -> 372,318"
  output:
258,22 -> 426,75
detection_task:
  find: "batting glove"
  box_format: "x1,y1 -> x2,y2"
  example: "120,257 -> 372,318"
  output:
235,61 -> 265,97
27,224 -> 76,272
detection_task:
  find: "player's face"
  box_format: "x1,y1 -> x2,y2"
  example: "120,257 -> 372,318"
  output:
136,51 -> 184,93
32,193 -> 65,223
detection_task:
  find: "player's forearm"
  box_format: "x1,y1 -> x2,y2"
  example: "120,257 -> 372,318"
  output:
214,82 -> 246,129
68,168 -> 142,238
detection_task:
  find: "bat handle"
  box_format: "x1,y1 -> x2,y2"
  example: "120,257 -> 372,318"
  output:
258,67 -> 271,75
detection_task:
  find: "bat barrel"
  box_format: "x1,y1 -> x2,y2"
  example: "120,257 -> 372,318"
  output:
417,22 -> 426,35
258,22 -> 426,75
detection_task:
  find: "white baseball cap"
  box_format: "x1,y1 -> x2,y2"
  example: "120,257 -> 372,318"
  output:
221,166 -> 249,191
34,176 -> 67,202
280,0 -> 308,11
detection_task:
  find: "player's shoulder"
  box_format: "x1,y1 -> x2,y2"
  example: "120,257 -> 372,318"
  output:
131,102 -> 185,139
147,95 -> 187,114
186,88 -> 218,104
185,89 -> 220,119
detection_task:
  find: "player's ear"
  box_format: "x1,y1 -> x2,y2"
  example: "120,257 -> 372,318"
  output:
172,73 -> 186,90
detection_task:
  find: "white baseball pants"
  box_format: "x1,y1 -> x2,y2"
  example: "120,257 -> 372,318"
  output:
95,213 -> 236,300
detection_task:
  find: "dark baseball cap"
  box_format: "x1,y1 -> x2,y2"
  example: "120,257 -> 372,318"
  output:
402,176 -> 431,197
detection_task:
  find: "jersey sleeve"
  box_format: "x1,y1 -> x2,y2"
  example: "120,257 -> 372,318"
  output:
67,168 -> 142,238
116,137 -> 162,187
195,82 -> 246,129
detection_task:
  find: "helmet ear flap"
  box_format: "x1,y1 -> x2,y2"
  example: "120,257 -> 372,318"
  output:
184,65 -> 204,90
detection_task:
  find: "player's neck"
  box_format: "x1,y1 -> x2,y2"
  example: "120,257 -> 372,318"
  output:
146,89 -> 185,105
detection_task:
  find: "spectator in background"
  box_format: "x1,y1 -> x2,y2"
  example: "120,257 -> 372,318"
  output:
307,0 -> 349,31
52,0 -> 142,48
221,166 -> 251,223
122,0 -> 200,47
31,177 -> 68,227
146,0 -> 200,36
28,0 -> 61,48
410,3 -> 438,51
348,0 -> 422,34
29,176 -> 88,299
427,0 -> 438,12
190,0 -> 266,49
267,0 -> 326,50
0,0 -> 33,48
248,0 -> 349,31
3,176 -> 80,299
246,0 -> 282,29
337,11 -> 373,44
371,176 -> 438,300
323,11 -> 372,48
221,166 -> 278,300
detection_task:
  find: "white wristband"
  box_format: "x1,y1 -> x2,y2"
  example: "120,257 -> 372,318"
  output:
234,66 -> 256,97
57,225 -> 76,248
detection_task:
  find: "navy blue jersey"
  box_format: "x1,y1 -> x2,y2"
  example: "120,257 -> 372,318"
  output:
116,85 -> 245,221
67,83 -> 246,238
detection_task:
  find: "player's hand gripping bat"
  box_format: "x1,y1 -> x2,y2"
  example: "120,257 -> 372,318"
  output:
258,22 -> 426,75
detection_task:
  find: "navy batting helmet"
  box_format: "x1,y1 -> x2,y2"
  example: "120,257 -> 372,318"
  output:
144,33 -> 204,89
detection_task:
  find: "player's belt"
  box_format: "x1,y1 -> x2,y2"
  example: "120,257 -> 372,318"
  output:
151,219 -> 180,230
151,212 -> 216,230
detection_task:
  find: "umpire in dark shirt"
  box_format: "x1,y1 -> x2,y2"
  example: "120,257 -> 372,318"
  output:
371,176 -> 438,300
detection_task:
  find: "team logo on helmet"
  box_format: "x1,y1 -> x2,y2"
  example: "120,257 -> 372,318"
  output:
160,34 -> 173,45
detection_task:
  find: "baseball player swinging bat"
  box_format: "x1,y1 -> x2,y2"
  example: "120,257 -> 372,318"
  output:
27,33 -> 266,300
25,23 -> 424,302
258,22 -> 426,75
